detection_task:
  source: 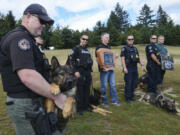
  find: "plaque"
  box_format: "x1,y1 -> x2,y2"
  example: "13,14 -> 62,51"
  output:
161,55 -> 174,70
96,48 -> 115,70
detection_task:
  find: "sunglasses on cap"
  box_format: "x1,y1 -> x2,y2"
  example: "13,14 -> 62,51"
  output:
82,38 -> 88,41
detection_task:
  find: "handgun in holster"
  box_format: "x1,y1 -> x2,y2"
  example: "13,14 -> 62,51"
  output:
25,101 -> 57,135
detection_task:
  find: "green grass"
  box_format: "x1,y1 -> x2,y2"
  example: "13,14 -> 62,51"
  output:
1,45 -> 180,135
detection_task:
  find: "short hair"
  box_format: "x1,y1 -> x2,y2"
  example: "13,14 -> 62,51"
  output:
81,33 -> 88,38
150,35 -> 157,38
127,34 -> 134,39
158,35 -> 164,39
101,33 -> 109,39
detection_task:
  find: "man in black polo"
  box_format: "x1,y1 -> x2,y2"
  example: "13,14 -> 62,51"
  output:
0,4 -> 66,135
145,35 -> 161,93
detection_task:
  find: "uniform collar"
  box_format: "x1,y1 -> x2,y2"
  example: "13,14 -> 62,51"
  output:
18,25 -> 35,40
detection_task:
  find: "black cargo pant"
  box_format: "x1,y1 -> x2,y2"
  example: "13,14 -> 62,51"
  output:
157,66 -> 166,85
147,64 -> 159,93
124,67 -> 138,101
76,74 -> 92,112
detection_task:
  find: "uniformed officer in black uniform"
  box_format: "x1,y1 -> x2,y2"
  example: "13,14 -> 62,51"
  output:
0,4 -> 66,135
121,35 -> 145,104
145,35 -> 161,93
70,34 -> 93,116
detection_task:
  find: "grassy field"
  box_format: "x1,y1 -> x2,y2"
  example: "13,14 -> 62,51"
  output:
0,45 -> 180,135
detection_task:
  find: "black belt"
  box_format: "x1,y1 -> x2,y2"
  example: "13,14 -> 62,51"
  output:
7,92 -> 40,99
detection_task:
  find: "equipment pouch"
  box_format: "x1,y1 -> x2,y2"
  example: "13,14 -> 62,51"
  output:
25,107 -> 53,135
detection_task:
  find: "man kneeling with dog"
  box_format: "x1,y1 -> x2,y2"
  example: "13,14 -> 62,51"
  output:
0,4 -> 68,135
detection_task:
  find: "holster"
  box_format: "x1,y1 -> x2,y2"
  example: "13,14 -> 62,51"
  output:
25,100 -> 57,135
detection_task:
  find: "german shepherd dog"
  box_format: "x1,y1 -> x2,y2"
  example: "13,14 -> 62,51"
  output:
89,88 -> 105,106
140,92 -> 177,113
138,73 -> 148,89
44,56 -> 76,132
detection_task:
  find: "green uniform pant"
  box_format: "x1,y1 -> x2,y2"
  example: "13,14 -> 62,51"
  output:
6,96 -> 61,135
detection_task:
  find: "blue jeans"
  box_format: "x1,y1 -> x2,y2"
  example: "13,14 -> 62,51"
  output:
100,70 -> 118,104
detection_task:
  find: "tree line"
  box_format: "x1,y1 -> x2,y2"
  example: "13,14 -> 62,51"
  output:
0,3 -> 180,49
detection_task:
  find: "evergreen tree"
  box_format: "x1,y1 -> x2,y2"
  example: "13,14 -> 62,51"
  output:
156,5 -> 170,26
61,27 -> 73,49
5,11 -> 16,30
107,3 -> 130,33
137,4 -> 155,27
50,25 -> 63,49
41,24 -> 53,49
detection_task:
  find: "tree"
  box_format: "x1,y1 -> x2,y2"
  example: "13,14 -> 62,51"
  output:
41,24 -> 53,49
156,5 -> 170,26
50,25 -> 63,49
61,27 -> 74,49
5,11 -> 16,30
137,4 -> 155,27
107,3 -> 130,33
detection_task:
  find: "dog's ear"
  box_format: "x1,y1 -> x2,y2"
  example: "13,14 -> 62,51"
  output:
65,55 -> 71,66
51,56 -> 60,70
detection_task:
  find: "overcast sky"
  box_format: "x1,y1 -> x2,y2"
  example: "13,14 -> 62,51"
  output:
0,0 -> 180,31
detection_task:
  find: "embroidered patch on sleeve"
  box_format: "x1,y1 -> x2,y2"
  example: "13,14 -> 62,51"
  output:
18,39 -> 30,50
121,48 -> 125,51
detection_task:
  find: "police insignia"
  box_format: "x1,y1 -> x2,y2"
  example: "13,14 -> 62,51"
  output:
18,39 -> 30,50
122,48 -> 125,51
148,46 -> 152,50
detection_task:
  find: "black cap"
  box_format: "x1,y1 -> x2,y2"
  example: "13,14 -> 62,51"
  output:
23,4 -> 54,25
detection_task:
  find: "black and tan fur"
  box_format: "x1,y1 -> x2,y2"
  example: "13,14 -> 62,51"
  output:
44,56 -> 76,132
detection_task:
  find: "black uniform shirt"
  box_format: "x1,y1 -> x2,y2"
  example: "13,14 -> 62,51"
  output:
145,43 -> 160,65
70,45 -> 93,75
120,45 -> 139,69
0,25 -> 42,98
1,25 -> 36,72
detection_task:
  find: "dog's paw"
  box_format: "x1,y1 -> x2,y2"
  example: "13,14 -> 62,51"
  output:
50,83 -> 61,95
62,96 -> 76,118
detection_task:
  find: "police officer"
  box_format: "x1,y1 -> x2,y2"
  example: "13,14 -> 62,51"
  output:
121,35 -> 145,104
145,35 -> 161,93
70,34 -> 93,116
35,36 -> 50,81
0,4 -> 66,135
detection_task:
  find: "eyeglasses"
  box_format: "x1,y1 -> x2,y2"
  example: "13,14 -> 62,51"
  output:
127,39 -> 134,41
82,38 -> 88,41
31,14 -> 47,25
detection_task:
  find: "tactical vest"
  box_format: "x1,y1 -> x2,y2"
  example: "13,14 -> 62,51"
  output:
124,45 -> 139,67
74,45 -> 93,70
0,26 -> 48,98
146,44 -> 161,66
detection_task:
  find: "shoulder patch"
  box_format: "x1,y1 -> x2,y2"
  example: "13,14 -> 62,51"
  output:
121,47 -> 125,51
148,46 -> 152,50
18,39 -> 30,50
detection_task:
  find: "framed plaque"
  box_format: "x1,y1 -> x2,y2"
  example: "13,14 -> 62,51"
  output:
96,48 -> 115,70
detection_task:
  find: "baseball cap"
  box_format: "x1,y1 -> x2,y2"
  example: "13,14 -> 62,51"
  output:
23,4 -> 54,25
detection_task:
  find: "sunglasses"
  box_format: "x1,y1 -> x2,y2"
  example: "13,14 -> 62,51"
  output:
82,38 -> 88,41
31,14 -> 47,25
127,39 -> 134,41
151,38 -> 157,39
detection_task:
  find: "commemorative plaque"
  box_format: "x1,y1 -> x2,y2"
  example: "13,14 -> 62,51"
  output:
96,48 -> 115,70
